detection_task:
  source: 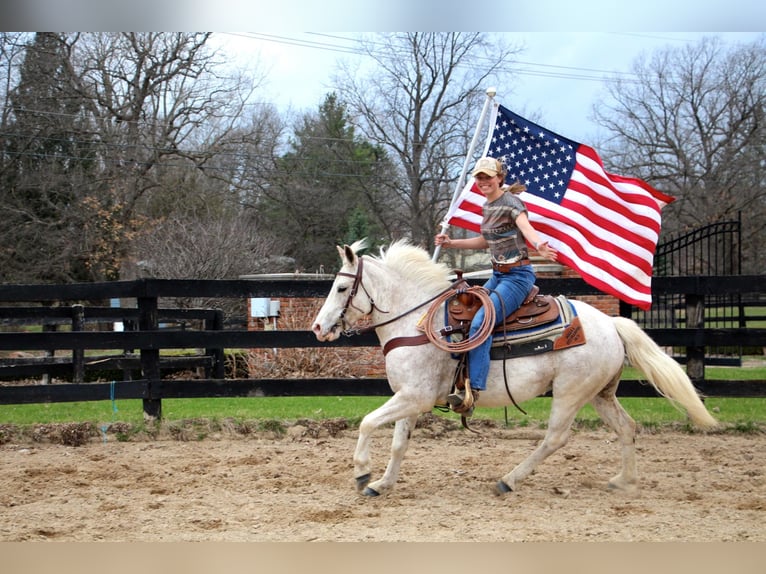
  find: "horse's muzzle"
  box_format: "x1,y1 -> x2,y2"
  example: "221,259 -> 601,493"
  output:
311,321 -> 341,342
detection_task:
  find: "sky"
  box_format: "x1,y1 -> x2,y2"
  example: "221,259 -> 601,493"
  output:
2,0 -> 763,144
5,0 -> 766,33
213,31 -> 763,145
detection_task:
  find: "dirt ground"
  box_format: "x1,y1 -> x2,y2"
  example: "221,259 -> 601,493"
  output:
0,417 -> 763,542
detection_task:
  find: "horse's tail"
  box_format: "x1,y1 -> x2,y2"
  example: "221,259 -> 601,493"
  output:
612,316 -> 718,430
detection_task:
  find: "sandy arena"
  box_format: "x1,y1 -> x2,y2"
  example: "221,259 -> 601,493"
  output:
0,417 -> 763,542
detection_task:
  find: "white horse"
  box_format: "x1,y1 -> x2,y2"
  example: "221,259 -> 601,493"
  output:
311,240 -> 718,497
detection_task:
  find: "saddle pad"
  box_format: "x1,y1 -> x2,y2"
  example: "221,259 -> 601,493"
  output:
489,296 -> 586,360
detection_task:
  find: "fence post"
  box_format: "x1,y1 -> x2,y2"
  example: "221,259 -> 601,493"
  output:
72,304 -> 85,383
618,300 -> 633,319
138,296 -> 162,421
206,309 -> 225,379
41,322 -> 57,385
685,293 -> 705,381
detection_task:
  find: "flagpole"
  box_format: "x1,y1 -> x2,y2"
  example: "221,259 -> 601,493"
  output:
432,87 -> 496,262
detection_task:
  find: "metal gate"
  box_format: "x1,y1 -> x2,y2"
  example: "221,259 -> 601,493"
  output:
633,213 -> 743,365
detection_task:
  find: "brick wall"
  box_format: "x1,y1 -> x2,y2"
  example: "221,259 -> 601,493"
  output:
247,295 -> 385,378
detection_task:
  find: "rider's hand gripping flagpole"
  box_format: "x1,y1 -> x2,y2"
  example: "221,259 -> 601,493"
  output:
432,87 -> 497,262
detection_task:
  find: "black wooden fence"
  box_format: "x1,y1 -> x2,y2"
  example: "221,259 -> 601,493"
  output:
1,275 -> 764,420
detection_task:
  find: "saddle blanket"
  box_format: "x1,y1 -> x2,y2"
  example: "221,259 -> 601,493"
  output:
489,295 -> 586,360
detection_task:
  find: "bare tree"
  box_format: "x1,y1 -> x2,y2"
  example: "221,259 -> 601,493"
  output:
334,33 -> 520,248
0,33 -> 26,131
63,33 -> 266,216
130,209 -> 283,318
132,212 -> 282,281
0,32 -> 280,283
593,35 -> 766,273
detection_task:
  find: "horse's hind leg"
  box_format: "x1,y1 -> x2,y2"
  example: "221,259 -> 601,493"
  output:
590,379 -> 638,492
497,395 -> 581,494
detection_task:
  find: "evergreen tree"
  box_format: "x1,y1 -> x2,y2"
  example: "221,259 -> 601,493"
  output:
0,33 -> 96,282
261,93 -> 394,272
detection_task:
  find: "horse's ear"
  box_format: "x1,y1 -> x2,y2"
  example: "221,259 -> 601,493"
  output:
337,244 -> 356,265
343,244 -> 357,264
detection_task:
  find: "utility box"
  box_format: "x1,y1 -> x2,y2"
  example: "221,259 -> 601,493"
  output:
250,297 -> 271,318
248,297 -> 281,331
249,298 -> 280,318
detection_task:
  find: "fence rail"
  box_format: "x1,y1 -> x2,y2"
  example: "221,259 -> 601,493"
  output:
1,276 -> 764,419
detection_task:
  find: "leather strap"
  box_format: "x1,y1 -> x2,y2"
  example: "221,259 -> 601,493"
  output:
383,334 -> 430,356
492,259 -> 531,273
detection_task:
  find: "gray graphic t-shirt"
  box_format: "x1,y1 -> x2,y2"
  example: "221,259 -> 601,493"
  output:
481,190 -> 529,264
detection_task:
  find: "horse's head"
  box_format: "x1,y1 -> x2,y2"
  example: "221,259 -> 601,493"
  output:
311,240 -> 370,342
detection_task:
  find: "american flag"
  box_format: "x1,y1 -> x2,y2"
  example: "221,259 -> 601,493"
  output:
445,104 -> 674,310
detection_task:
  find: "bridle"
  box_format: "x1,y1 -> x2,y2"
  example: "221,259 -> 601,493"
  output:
334,255 -> 451,337
335,256 -> 389,335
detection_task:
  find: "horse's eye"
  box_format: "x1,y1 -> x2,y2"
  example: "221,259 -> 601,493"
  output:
337,286 -> 348,293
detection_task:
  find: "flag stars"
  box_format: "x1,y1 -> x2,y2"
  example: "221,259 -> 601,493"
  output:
487,111 -> 577,203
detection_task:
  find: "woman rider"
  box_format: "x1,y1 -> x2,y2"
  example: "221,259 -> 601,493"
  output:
434,156 -> 559,415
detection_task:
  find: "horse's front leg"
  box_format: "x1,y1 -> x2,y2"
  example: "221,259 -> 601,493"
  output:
354,393 -> 424,497
361,414 -> 419,496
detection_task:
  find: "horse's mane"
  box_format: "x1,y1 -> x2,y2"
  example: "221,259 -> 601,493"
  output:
365,239 -> 452,293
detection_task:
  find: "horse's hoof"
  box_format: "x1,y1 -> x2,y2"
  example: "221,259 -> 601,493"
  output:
362,487 -> 380,497
494,480 -> 513,495
355,473 -> 371,491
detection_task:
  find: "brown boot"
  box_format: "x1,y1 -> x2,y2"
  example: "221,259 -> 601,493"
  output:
446,387 -> 480,416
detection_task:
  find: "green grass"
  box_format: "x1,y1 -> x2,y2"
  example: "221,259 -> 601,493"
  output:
704,305 -> 766,328
1,357 -> 764,430
1,395 -> 764,429
622,363 -> 766,380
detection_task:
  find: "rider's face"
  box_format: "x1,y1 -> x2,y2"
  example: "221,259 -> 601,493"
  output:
474,172 -> 502,199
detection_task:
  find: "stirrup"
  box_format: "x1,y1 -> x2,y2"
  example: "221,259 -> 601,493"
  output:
447,386 -> 479,416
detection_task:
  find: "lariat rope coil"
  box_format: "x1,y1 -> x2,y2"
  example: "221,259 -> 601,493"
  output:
423,286 -> 496,353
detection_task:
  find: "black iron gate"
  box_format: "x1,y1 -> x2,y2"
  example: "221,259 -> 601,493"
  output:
633,213 -> 744,365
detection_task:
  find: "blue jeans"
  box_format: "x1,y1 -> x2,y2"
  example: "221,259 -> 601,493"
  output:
467,265 -> 536,391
